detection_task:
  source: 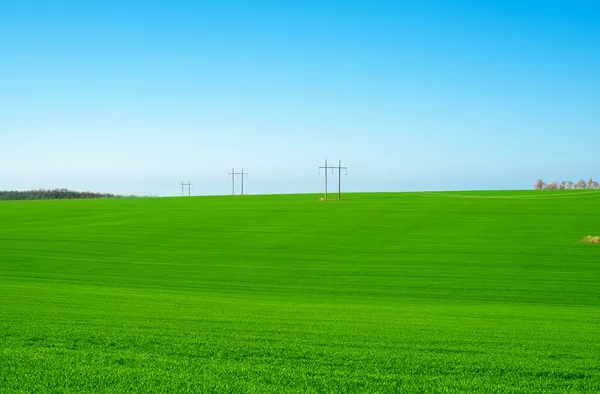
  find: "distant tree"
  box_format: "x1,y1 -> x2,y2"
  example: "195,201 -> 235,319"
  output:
576,179 -> 587,189
532,179 -> 600,190
534,179 -> 545,190
0,189 -> 129,201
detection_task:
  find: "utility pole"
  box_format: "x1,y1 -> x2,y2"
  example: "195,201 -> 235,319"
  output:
228,168 -> 248,195
228,168 -> 235,195
333,160 -> 348,200
319,159 -> 334,200
319,159 -> 348,200
233,169 -> 248,195
180,181 -> 192,197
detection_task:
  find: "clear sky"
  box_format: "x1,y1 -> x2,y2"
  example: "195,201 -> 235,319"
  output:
2,0 -> 599,196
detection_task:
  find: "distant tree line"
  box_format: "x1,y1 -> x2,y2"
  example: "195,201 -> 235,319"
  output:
534,178 -> 600,190
0,189 -> 132,201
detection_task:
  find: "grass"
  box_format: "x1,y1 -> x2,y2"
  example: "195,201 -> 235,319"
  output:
1,190 -> 599,392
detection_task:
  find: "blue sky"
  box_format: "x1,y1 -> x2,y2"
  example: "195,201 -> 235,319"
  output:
2,0 -> 599,196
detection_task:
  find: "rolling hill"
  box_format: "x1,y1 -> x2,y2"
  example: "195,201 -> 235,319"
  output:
1,191 -> 599,392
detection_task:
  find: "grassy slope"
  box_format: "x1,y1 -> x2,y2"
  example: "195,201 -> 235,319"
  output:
0,191 -> 599,392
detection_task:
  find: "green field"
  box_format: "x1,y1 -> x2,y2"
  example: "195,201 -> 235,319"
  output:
1,191 -> 599,392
